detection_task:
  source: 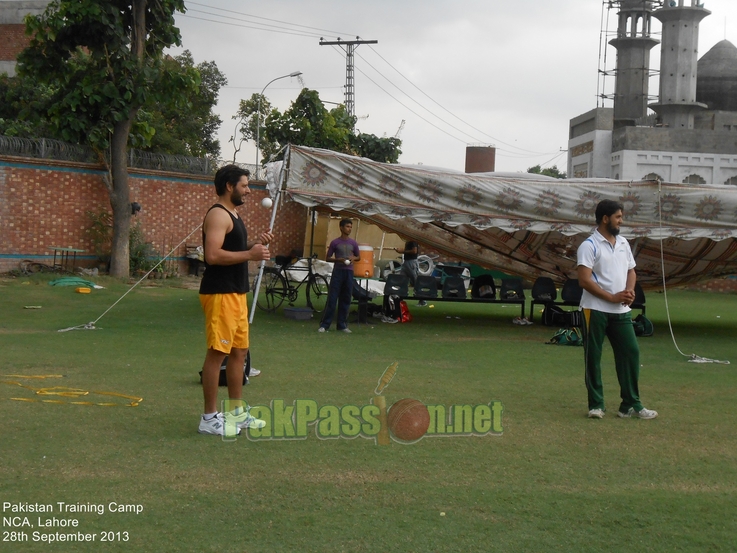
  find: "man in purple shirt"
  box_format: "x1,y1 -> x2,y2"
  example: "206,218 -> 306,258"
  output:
319,219 -> 360,333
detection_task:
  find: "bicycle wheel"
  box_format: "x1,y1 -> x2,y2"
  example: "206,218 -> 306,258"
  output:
306,274 -> 329,313
255,268 -> 288,312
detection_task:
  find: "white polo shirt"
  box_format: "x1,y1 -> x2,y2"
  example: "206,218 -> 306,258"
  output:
577,229 -> 636,314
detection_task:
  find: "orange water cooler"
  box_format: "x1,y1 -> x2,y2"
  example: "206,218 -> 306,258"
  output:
353,244 -> 374,278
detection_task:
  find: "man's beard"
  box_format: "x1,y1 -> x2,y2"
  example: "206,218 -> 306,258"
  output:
231,190 -> 245,206
607,222 -> 620,236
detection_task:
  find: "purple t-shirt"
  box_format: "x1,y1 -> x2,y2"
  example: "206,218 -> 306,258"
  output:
327,237 -> 360,272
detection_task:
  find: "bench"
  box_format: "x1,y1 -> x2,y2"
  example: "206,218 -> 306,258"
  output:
377,274 -> 527,318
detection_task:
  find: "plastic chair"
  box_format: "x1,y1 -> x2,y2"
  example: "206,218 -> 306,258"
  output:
560,278 -> 583,306
529,277 -> 557,321
499,278 -> 525,301
414,275 -> 438,298
442,275 -> 467,298
471,274 -> 497,299
384,273 -> 409,297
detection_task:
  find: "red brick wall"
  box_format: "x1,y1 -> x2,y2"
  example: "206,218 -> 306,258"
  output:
0,24 -> 31,61
0,156 -> 308,273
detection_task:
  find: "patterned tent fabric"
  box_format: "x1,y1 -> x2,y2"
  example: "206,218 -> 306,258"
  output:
267,145 -> 737,289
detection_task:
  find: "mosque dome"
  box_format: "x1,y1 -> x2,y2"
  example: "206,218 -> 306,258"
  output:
697,40 -> 737,112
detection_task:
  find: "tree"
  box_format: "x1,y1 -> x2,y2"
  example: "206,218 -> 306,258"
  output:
234,88 -> 402,166
140,50 -> 227,158
527,164 -> 566,179
18,0 -> 196,278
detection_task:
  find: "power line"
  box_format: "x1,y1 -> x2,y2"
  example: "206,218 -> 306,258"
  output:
365,46 -> 553,156
180,13 -> 319,38
355,51 -> 484,144
186,2 -> 354,38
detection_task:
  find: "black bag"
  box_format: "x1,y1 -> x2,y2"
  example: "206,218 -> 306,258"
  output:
633,314 -> 654,337
542,305 -> 566,327
383,294 -> 402,320
543,305 -> 583,328
199,350 -> 250,386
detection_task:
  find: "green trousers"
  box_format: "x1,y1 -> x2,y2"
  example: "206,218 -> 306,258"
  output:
582,309 -> 642,413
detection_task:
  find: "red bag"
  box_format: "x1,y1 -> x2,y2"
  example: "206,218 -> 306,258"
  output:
399,300 -> 412,323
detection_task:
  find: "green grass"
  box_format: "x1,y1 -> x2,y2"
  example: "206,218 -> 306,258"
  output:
1,275 -> 736,552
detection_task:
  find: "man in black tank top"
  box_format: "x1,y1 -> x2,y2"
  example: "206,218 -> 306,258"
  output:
197,165 -> 274,436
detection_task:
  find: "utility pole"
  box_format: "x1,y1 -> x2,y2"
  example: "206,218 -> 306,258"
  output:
319,37 -> 378,117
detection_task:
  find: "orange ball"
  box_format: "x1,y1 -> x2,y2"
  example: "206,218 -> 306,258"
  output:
388,398 -> 430,442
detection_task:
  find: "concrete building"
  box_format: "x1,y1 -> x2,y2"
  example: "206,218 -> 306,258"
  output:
568,0 -> 737,185
0,1 -> 48,77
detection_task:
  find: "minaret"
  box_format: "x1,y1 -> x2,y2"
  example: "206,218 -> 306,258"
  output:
650,0 -> 711,129
609,0 -> 660,128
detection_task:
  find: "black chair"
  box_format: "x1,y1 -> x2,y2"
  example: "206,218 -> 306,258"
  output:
559,278 -> 583,306
442,275 -> 467,298
529,277 -> 557,322
471,274 -> 496,299
384,274 -> 409,297
631,282 -> 646,315
499,278 -> 525,301
414,275 -> 438,298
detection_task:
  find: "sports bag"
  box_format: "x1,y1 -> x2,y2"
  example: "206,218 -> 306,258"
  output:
543,305 -> 583,328
199,350 -> 250,386
633,314 -> 654,337
542,305 -> 566,326
399,300 -> 412,323
547,327 -> 583,346
383,294 -> 402,321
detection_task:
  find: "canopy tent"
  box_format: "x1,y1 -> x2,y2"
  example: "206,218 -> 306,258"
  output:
266,145 -> 737,290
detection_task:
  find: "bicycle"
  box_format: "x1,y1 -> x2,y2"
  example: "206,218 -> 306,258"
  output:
254,253 -> 330,313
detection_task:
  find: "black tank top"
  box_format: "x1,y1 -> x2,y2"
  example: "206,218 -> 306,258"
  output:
199,205 -> 249,294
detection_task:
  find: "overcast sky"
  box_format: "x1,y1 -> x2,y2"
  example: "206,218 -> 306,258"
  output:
169,0 -> 737,174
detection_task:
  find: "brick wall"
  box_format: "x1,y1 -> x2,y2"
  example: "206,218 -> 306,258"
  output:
0,24 -> 30,61
0,156 -> 308,273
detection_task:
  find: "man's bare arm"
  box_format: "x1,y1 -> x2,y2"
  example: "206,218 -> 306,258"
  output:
203,210 -> 269,266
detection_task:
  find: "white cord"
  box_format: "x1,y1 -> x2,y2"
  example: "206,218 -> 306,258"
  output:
58,223 -> 203,332
656,181 -> 730,364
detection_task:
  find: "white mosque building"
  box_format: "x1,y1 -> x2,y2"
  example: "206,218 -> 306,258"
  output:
568,0 -> 737,185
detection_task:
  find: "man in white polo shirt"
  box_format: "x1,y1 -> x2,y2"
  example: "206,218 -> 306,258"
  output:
577,199 -> 657,420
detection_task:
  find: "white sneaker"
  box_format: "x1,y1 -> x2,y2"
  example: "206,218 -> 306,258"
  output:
340,328 -> 352,333
224,408 -> 267,429
318,327 -> 326,333
249,367 -> 261,377
618,407 -> 658,419
588,408 -> 605,419
198,413 -> 241,436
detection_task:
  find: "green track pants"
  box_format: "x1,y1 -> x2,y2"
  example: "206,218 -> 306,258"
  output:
582,309 -> 643,413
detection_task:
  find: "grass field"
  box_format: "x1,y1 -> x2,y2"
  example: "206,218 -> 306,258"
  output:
1,274 -> 736,552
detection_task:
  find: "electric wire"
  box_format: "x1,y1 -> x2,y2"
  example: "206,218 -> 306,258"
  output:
186,1 -> 354,38
365,46 -> 554,156
180,4 -> 564,167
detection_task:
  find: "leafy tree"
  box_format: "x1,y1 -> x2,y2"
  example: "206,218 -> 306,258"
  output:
527,164 -> 566,179
0,75 -> 54,138
140,50 -> 226,158
18,0 -> 196,278
234,88 -> 402,166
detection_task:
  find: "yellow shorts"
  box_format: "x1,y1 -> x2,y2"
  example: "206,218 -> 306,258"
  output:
199,293 -> 249,353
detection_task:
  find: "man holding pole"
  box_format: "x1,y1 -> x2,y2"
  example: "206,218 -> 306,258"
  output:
198,165 -> 273,436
